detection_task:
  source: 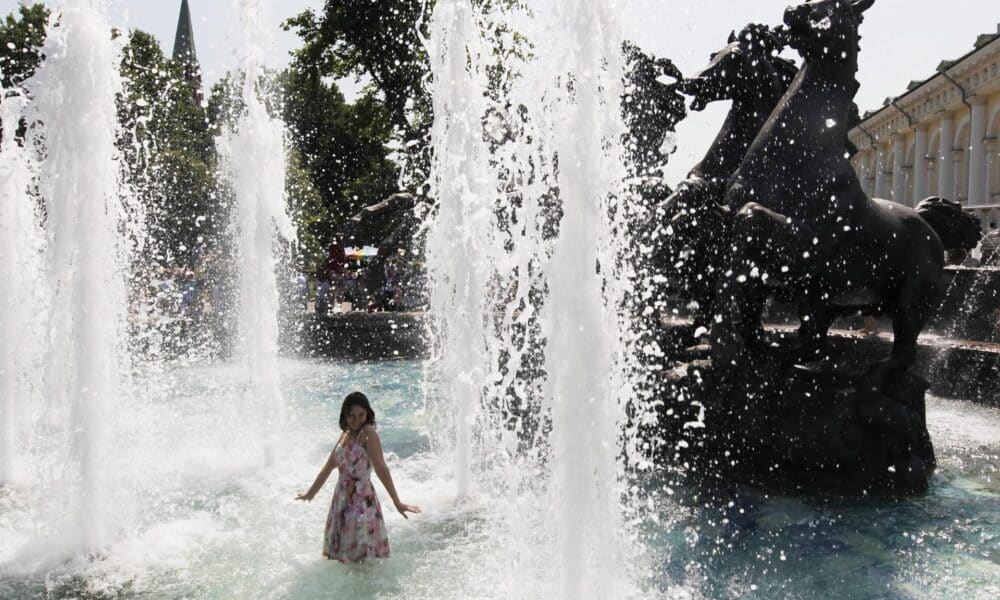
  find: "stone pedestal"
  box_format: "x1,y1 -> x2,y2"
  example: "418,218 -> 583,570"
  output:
655,335 -> 936,496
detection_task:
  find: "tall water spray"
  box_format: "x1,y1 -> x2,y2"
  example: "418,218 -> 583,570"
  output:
426,0 -> 636,595
0,85 -> 45,487
539,2 -> 631,594
218,0 -> 295,466
25,0 -> 127,551
425,0 -> 498,497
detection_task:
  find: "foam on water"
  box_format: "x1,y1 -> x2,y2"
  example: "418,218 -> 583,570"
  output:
1,358 -> 995,599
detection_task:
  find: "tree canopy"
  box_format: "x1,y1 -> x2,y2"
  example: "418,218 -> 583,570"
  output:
118,28 -> 219,271
283,0 -> 430,144
0,3 -> 48,90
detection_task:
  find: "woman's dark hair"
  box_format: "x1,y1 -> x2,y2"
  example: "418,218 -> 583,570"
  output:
339,391 -> 376,432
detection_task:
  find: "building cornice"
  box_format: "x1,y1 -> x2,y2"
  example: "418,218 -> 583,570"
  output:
849,32 -> 1000,150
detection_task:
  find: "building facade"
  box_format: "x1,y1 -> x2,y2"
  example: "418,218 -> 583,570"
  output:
849,25 -> 1000,232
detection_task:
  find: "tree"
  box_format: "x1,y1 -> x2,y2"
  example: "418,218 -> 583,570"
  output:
279,66 -> 398,252
0,3 -> 49,148
0,3 -> 48,90
283,1 -> 435,190
118,29 -> 219,270
283,1 -> 430,144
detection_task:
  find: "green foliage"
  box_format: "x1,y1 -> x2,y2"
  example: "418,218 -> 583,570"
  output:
279,67 -> 398,248
202,65 -> 373,273
285,146 -> 326,271
0,3 -> 49,90
118,28 -> 218,268
283,1 -> 435,190
283,1 -> 430,142
281,0 -> 534,200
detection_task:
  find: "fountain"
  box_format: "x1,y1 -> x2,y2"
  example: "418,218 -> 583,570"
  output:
0,0 -> 997,598
16,0 -> 129,552
217,0 -> 296,467
647,0 -> 984,496
423,0 -> 646,594
0,80 -> 44,488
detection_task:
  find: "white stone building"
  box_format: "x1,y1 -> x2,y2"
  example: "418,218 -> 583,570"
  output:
849,25 -> 1000,232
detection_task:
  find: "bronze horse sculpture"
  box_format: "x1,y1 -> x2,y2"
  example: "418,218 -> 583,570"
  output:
647,24 -> 796,329
709,0 -> 981,376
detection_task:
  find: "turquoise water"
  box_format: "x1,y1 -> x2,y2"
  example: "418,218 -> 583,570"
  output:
0,359 -> 997,599
642,395 -> 1000,599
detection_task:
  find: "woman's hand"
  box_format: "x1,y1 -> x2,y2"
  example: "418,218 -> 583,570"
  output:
394,500 -> 421,518
295,490 -> 316,501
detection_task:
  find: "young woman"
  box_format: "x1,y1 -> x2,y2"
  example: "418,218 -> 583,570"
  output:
296,391 -> 421,562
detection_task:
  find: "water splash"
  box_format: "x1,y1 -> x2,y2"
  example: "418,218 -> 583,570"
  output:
425,0 -> 641,595
424,0 -> 498,498
0,84 -> 45,487
24,0 -> 128,551
539,1 -> 632,593
217,0 -> 295,467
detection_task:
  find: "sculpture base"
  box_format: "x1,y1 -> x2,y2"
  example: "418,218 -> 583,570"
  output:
657,345 -> 936,496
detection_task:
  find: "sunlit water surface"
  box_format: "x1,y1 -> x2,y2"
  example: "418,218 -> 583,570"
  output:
0,359 -> 996,599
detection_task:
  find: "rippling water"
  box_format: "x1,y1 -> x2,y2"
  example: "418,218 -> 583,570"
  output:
0,359 -> 996,599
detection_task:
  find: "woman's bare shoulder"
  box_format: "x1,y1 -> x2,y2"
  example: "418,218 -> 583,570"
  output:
359,424 -> 379,443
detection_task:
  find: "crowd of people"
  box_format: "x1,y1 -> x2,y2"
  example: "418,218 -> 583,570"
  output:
295,240 -> 426,315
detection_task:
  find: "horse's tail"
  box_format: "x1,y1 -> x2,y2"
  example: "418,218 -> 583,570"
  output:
915,196 -> 982,251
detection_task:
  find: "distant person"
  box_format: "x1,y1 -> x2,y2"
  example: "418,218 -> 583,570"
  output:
382,259 -> 401,310
295,272 -> 308,310
347,267 -> 371,311
296,391 -> 421,563
324,238 -> 348,308
315,278 -> 331,315
179,270 -> 198,317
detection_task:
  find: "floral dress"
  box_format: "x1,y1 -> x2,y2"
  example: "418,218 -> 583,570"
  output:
323,436 -> 390,562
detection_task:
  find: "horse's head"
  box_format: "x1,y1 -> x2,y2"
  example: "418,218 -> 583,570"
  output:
679,23 -> 788,112
781,0 -> 874,63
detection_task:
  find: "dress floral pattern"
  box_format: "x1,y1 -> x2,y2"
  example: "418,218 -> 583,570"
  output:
323,436 -> 390,562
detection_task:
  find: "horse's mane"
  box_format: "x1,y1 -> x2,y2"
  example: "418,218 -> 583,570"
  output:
771,56 -> 799,89
916,197 -> 983,251
736,23 -> 783,55
735,23 -> 798,88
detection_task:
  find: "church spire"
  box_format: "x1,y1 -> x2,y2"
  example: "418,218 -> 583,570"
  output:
172,0 -> 197,65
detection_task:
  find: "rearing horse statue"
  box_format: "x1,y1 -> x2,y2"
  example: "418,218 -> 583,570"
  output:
710,0 -> 980,376
646,24 -> 795,329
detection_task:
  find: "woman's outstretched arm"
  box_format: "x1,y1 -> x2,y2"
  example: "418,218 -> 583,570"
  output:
362,426 -> 421,518
296,437 -> 343,501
